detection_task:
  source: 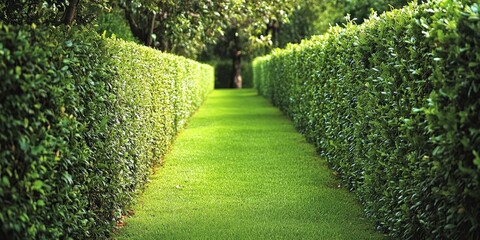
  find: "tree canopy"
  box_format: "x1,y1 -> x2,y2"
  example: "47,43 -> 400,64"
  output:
118,0 -> 230,58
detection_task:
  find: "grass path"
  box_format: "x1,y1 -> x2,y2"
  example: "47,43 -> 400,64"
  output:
115,89 -> 384,239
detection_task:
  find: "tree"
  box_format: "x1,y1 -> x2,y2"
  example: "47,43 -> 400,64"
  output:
205,0 -> 296,88
63,0 -> 80,25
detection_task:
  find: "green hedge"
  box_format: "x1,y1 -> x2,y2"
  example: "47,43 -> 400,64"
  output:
0,24 -> 213,239
253,0 -> 480,238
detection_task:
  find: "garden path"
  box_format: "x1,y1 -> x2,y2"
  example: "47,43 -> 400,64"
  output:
115,89 -> 384,239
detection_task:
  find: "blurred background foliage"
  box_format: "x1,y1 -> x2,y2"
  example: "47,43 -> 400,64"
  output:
1,0 -> 417,88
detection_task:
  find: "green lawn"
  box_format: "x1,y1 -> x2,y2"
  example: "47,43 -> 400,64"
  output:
114,89 -> 385,239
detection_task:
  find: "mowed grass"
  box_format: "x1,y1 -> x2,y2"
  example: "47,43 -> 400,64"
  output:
114,89 -> 385,239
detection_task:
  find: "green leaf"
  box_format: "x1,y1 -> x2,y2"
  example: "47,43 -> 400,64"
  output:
473,150 -> 480,169
2,176 -> 10,187
62,172 -> 73,185
437,29 -> 444,41
37,199 -> 45,207
19,213 -> 29,223
444,224 -> 456,229
18,136 -> 29,152
32,180 -> 44,193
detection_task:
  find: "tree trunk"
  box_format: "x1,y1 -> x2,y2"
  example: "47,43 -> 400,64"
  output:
63,0 -> 79,25
155,10 -> 170,52
123,4 -> 146,44
267,20 -> 280,48
146,13 -> 156,47
232,51 -> 242,88
272,20 -> 280,48
231,27 -> 242,88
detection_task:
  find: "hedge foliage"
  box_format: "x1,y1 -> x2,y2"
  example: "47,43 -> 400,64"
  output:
253,0 -> 480,238
0,24 -> 213,239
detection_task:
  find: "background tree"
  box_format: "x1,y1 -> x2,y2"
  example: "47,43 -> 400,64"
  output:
97,7 -> 139,42
200,0 -> 296,88
279,0 -> 417,47
342,0 -> 412,24
115,0 -> 296,88
118,0 -> 229,58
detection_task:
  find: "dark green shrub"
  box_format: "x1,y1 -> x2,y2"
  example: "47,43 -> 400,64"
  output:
253,0 -> 480,238
0,23 -> 213,239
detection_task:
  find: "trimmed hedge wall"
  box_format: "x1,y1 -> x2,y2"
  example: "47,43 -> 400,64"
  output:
0,24 -> 213,239
253,0 -> 480,238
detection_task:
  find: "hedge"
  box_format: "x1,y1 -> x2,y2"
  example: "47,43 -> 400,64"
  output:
0,24 -> 213,239
253,0 -> 480,238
